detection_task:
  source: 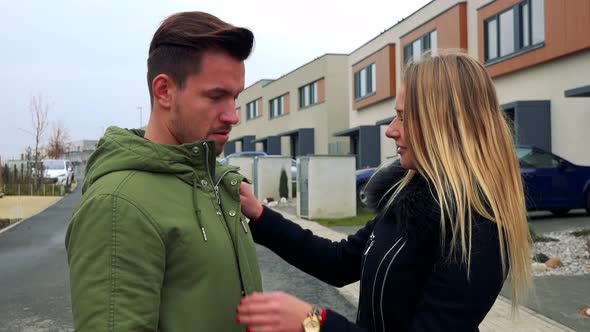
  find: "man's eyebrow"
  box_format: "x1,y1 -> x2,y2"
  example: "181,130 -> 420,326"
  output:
206,87 -> 242,99
205,87 -> 231,95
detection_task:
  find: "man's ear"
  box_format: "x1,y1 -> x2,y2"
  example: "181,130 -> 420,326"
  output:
152,74 -> 175,110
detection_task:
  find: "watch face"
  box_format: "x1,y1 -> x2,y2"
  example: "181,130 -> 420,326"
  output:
303,317 -> 320,332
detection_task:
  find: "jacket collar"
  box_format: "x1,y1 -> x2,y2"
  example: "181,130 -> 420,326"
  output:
363,161 -> 440,235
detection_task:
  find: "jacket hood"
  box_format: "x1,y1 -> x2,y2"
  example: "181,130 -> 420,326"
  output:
83,126 -> 233,193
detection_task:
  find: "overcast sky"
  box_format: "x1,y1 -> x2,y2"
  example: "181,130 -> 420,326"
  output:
0,0 -> 431,160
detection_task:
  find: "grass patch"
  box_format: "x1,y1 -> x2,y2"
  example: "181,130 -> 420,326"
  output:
571,229 -> 590,237
315,206 -> 376,227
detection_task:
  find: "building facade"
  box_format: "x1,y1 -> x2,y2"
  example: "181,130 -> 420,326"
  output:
227,54 -> 351,159
227,0 -> 590,168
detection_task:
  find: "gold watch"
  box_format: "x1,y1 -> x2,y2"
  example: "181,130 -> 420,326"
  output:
302,306 -> 322,332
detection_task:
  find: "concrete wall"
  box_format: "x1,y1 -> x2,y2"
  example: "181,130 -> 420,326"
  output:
226,156 -> 255,181
298,155 -> 356,219
254,156 -> 293,201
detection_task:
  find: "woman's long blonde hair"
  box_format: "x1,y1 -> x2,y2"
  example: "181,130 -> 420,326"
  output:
388,50 -> 531,311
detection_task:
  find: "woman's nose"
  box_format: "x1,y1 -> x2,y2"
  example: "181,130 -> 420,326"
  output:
385,120 -> 399,139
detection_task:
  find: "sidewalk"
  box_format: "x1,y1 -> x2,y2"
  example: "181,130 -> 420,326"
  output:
271,207 -> 576,332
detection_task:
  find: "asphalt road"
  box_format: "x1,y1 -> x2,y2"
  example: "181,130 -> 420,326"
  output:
0,190 -> 79,332
0,189 -> 356,331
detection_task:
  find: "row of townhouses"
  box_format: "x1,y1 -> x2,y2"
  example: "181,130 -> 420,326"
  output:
226,0 -> 590,169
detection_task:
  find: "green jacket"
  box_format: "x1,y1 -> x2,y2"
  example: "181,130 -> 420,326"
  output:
66,127 -> 262,331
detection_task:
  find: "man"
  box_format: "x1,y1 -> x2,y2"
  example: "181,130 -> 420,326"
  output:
65,12 -> 262,331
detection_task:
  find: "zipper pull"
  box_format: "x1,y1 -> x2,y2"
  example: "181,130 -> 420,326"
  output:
240,218 -> 248,234
214,185 -> 221,205
364,232 -> 376,256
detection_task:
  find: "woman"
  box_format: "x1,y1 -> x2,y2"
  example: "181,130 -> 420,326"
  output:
236,51 -> 532,331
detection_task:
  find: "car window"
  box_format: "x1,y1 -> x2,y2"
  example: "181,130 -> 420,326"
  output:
517,148 -> 560,169
43,160 -> 65,170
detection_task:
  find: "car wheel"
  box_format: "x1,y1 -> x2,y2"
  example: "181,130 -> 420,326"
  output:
550,209 -> 570,217
357,181 -> 367,204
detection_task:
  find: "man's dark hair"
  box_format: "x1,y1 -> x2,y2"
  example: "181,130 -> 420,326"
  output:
147,11 -> 254,104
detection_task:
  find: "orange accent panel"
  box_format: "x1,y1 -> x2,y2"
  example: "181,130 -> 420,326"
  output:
317,78 -> 326,103
235,107 -> 241,124
257,97 -> 263,117
400,3 -> 468,64
478,0 -> 590,78
389,44 -> 397,97
284,94 -> 290,114
352,44 -> 396,110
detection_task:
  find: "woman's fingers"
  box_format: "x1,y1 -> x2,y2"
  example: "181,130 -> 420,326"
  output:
236,292 -> 311,332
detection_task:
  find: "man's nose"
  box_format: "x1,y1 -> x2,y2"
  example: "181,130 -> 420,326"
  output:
220,99 -> 239,124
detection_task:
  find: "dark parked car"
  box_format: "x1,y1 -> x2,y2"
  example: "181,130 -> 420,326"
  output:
356,166 -> 377,202
355,146 -> 590,215
518,145 -> 590,216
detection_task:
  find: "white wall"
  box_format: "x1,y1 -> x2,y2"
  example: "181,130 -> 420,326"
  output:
254,156 -> 292,201
298,155 -> 356,219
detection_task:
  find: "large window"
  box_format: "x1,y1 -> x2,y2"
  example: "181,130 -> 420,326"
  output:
269,95 -> 285,119
485,0 -> 544,62
246,100 -> 259,120
404,30 -> 437,64
299,81 -> 318,108
354,63 -> 376,100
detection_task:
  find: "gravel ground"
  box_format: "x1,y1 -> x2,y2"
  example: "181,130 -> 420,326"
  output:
532,228 -> 590,276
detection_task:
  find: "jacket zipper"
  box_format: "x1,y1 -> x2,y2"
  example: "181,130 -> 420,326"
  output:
357,232 -> 375,322
371,237 -> 403,330
379,240 -> 406,332
203,142 -> 247,296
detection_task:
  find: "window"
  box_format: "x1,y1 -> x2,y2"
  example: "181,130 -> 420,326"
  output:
354,63 -> 376,100
269,95 -> 284,119
485,0 -> 544,62
404,30 -> 437,64
299,81 -> 318,108
517,147 -> 560,169
246,100 -> 259,120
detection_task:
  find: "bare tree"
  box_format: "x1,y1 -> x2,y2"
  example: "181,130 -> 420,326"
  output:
46,121 -> 70,159
0,156 -> 3,197
30,94 -> 49,189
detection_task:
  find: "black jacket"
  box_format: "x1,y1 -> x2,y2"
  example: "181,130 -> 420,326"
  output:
250,163 -> 506,331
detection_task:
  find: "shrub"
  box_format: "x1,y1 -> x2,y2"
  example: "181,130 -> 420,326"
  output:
532,253 -> 550,263
529,227 -> 558,243
279,168 -> 288,199
571,229 -> 590,237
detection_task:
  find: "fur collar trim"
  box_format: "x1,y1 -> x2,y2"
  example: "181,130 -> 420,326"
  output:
362,161 -> 440,237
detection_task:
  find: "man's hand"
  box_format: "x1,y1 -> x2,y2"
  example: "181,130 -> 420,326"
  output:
239,182 -> 264,220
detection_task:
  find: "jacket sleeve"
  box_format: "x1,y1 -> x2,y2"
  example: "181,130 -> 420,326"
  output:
249,207 -> 376,287
65,194 -> 165,331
